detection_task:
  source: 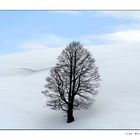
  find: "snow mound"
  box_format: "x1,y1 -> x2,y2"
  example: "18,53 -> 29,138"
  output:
0,45 -> 140,129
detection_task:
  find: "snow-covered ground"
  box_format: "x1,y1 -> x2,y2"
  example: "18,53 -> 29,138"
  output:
0,45 -> 140,129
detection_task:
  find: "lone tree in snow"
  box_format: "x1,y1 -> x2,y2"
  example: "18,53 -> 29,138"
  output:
43,41 -> 100,123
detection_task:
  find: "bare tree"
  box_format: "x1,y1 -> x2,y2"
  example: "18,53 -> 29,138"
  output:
43,41 -> 100,123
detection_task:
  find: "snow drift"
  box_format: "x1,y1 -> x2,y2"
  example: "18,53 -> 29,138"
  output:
0,45 -> 140,129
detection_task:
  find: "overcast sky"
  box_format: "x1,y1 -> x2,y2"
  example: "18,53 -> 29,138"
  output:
1,11 -> 140,55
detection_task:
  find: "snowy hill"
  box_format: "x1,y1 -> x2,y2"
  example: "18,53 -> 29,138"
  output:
0,45 -> 140,129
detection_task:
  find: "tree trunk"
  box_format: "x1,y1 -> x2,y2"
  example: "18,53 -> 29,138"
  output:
67,104 -> 74,123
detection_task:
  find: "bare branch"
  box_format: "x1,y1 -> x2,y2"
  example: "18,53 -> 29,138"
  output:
43,41 -> 100,119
